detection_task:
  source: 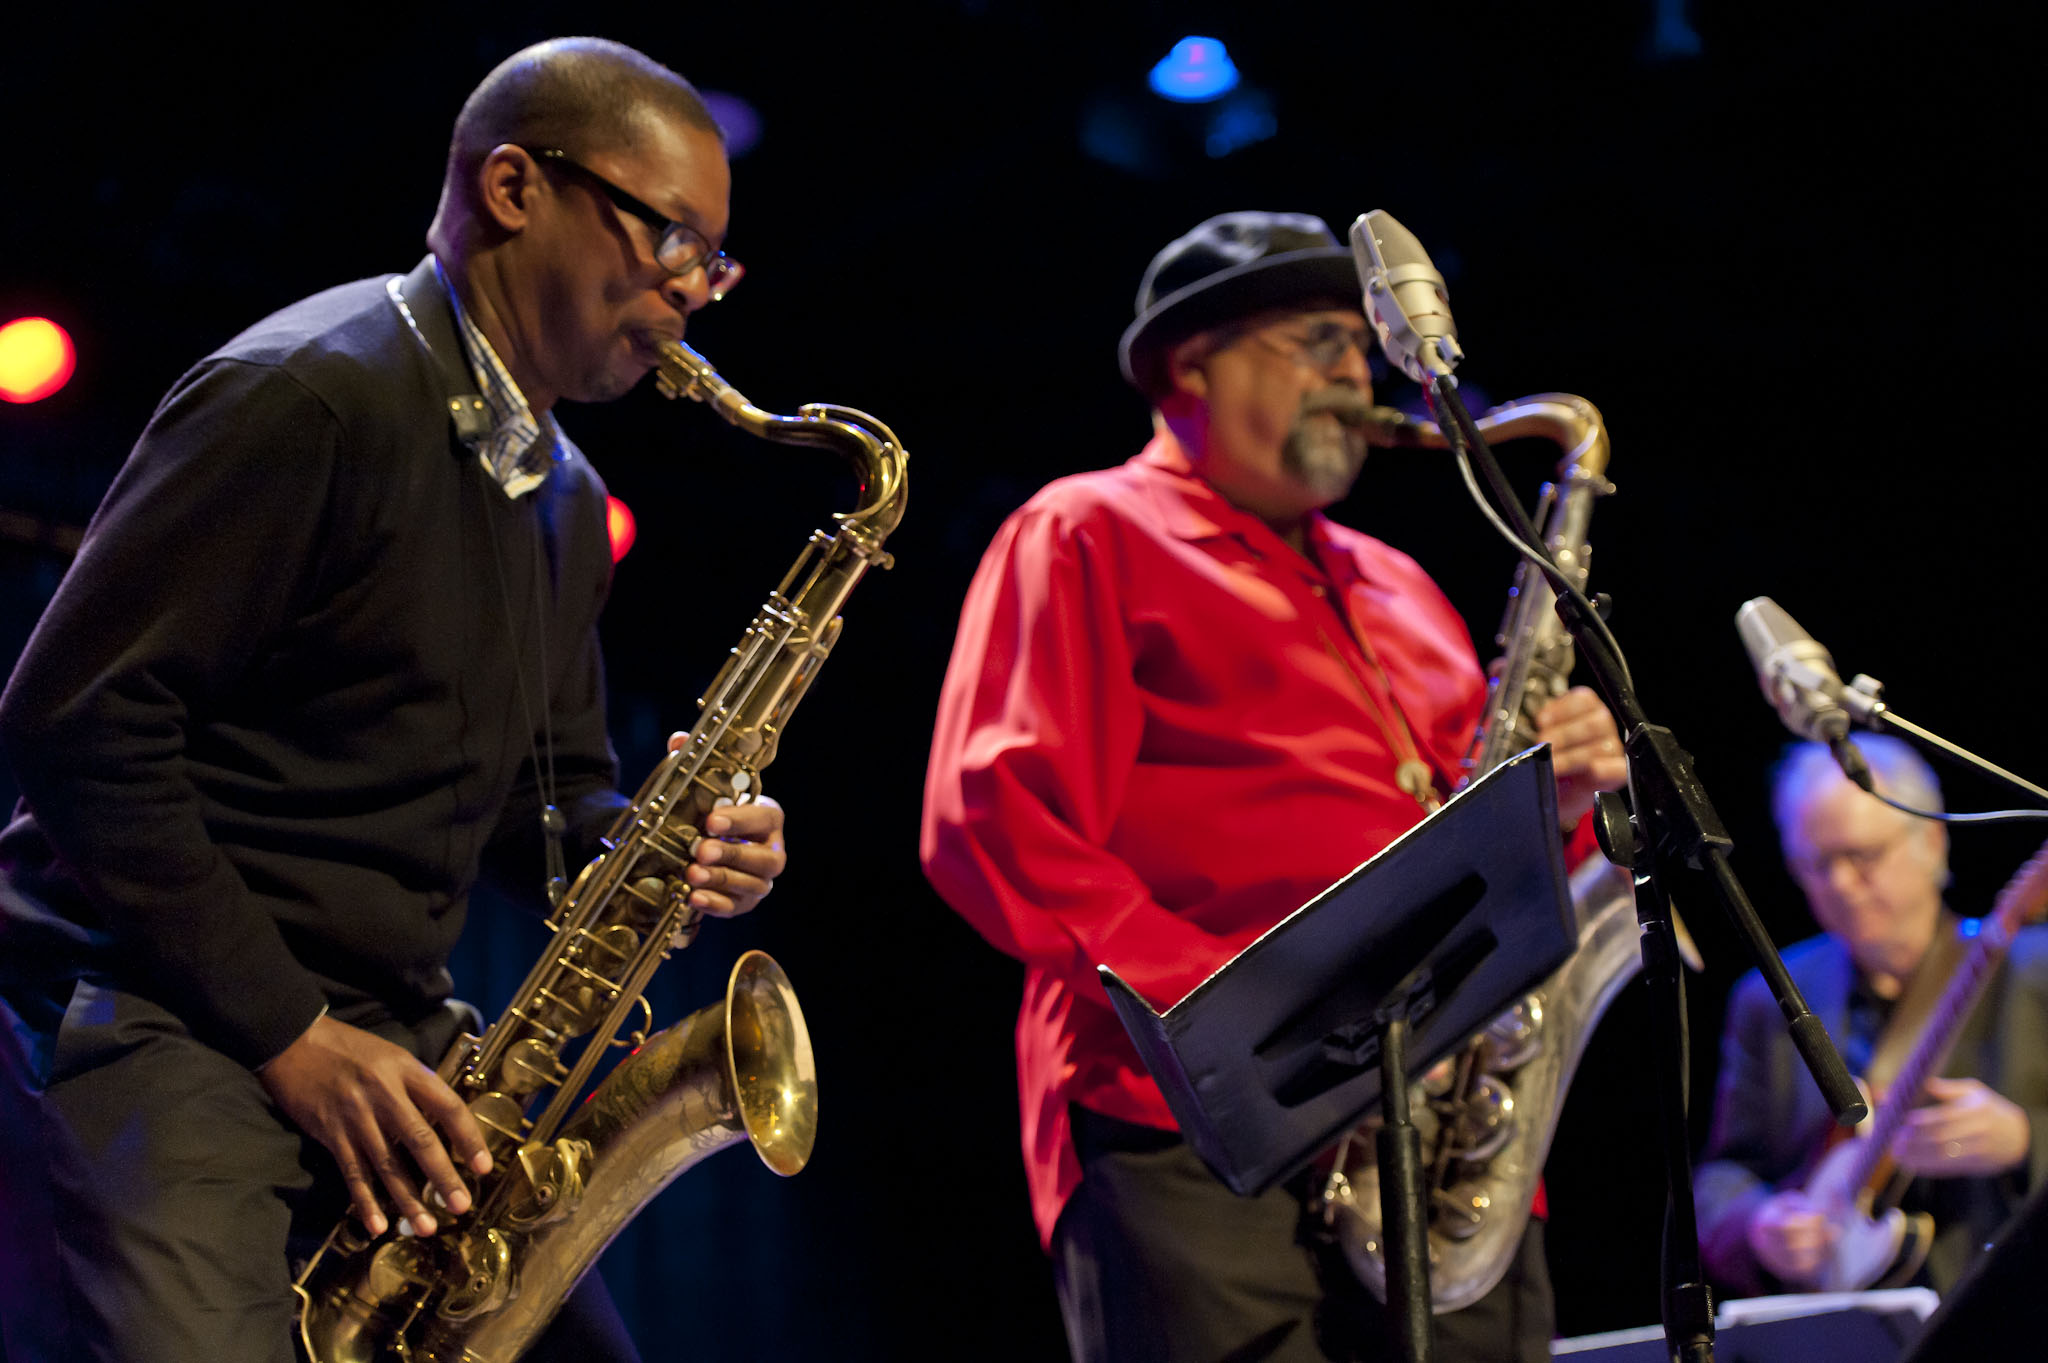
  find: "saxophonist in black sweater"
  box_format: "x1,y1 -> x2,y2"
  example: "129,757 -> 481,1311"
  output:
0,38 -> 787,1363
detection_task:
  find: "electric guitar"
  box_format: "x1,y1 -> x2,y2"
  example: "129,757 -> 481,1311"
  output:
1801,839 -> 2048,1291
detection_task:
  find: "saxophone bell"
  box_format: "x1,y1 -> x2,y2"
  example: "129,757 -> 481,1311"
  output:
439,951 -> 815,1363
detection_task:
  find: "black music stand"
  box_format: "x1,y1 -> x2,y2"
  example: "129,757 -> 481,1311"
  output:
1100,745 -> 1580,1363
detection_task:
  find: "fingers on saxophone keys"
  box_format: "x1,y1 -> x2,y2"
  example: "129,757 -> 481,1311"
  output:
411,1066 -> 493,1180
339,1162 -> 389,1238
686,865 -> 747,915
399,1121 -> 477,1228
365,1137 -> 435,1239
705,795 -> 785,844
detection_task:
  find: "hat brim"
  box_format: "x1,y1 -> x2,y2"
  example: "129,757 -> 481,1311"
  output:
1118,247 -> 1362,395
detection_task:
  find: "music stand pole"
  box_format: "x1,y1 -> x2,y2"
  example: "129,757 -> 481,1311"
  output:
1100,751 -> 1582,1363
1377,1012 -> 1433,1363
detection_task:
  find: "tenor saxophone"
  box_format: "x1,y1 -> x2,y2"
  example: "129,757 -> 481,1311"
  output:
292,340 -> 908,1362
1316,394 -> 1641,1313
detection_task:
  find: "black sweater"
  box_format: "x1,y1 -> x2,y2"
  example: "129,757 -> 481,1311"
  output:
0,262 -> 626,1067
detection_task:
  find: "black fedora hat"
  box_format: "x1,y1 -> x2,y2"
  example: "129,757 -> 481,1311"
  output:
1118,210 -> 1360,398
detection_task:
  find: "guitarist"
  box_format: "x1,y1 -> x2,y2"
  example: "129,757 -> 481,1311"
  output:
1695,735 -> 2048,1297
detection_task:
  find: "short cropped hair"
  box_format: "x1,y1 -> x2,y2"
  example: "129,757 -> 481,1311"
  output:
1770,734 -> 1945,837
443,37 -> 722,209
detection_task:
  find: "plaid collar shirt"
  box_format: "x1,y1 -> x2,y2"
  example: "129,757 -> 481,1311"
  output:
436,257 -> 563,499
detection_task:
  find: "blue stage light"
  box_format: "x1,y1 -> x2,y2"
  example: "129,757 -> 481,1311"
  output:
1148,36 -> 1239,103
1205,90 -> 1276,158
699,90 -> 763,158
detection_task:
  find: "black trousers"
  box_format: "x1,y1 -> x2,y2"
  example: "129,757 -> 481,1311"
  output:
1053,1108 -> 1553,1363
0,983 -> 638,1363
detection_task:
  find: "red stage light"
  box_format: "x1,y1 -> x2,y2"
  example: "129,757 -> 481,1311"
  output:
0,317 -> 76,404
606,494 -> 638,563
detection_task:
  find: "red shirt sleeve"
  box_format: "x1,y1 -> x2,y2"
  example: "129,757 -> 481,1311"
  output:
921,499 -> 1264,1012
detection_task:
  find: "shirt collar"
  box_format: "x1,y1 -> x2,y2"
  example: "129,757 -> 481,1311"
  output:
1131,433 -> 1376,586
435,256 -> 563,499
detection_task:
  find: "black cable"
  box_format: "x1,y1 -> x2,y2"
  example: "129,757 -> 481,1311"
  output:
1426,373 -> 1636,696
1433,377 -> 1545,551
1869,793 -> 2048,826
1831,735 -> 2048,824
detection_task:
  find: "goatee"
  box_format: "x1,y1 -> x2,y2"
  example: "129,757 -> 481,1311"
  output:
1283,387 -> 1372,503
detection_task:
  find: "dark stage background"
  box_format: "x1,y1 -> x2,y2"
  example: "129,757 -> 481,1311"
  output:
3,2 -> 2042,1357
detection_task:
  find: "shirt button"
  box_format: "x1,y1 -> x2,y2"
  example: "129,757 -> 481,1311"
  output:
1310,584 -> 1327,597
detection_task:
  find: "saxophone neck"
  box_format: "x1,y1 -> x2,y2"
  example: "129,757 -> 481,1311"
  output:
805,403 -> 910,545
653,339 -> 908,542
1359,405 -> 1433,449
1465,393 -> 1615,775
1358,395 -> 1609,484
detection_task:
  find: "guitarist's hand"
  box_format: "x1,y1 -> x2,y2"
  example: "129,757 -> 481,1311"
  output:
1747,1190 -> 1837,1285
1893,1076 -> 2031,1176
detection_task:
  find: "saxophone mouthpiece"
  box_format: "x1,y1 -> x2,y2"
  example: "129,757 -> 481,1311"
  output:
1359,405 -> 1431,448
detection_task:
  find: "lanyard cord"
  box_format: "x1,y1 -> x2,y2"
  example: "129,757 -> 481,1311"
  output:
1316,617 -> 1444,816
483,492 -> 567,907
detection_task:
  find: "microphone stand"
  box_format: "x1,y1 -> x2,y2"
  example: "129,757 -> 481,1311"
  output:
1737,598 -> 2048,809
1838,694 -> 2048,807
1423,371 -> 1869,1363
1865,710 -> 2048,803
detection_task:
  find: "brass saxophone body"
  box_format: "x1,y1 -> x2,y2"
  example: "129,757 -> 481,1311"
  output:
293,339 -> 907,1362
1319,394 -> 1639,1313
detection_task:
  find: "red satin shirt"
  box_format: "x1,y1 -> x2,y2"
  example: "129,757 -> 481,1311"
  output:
921,434 -> 1520,1247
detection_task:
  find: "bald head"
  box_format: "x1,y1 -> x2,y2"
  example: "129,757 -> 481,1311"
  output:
423,37 -> 735,414
435,37 -> 721,228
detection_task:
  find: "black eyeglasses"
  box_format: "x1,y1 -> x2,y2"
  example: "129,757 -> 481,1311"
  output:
1786,825 -> 1916,884
1254,320 -> 1371,372
522,146 -> 744,300
1206,317 -> 1371,374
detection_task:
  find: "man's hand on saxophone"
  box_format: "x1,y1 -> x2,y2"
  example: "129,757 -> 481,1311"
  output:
667,731 -> 789,918
1536,685 -> 1629,829
257,1015 -> 494,1240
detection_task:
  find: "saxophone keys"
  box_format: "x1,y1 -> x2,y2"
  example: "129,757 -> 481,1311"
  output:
605,994 -> 655,1049
434,1229 -> 515,1322
1446,1075 -> 1517,1161
1432,1181 -> 1493,1240
468,1091 -> 527,1147
502,1139 -> 591,1231
572,923 -> 640,974
366,1237 -> 413,1286
1317,1168 -> 1356,1221
1481,994 -> 1545,1071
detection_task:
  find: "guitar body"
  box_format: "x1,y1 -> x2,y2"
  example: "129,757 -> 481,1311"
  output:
1803,1136 -> 1936,1292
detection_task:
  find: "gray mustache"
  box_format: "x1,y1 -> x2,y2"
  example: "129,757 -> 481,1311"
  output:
1299,387 -> 1374,427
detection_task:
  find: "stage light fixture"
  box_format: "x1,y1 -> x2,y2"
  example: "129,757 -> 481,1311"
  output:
0,317 -> 77,404
1148,36 -> 1239,103
606,494 -> 638,563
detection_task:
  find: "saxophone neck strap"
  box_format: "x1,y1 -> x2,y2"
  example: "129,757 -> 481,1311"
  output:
387,254 -> 493,446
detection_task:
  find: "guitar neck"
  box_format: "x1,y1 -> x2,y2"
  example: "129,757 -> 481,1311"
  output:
1845,923 -> 2002,1191
1844,838 -> 2048,1192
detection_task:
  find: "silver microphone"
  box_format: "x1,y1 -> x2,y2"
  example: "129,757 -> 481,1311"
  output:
1734,597 -> 1882,744
1349,210 -> 1465,383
